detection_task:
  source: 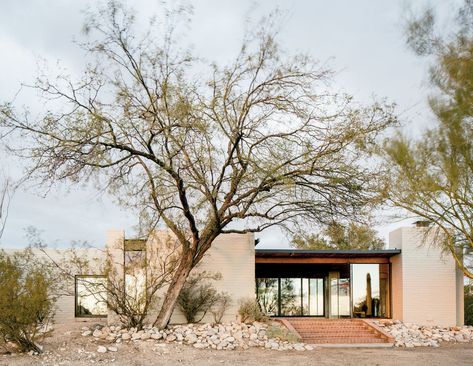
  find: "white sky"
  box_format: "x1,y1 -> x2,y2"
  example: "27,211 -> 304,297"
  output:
0,0 -> 456,248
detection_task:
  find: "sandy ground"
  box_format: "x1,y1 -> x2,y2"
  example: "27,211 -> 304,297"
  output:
2,323 -> 473,366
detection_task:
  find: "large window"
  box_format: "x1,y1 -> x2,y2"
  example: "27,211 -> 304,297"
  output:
75,276 -> 107,317
256,277 -> 324,316
352,264 -> 390,318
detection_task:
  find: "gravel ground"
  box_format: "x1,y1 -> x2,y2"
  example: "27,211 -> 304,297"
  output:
2,324 -> 473,366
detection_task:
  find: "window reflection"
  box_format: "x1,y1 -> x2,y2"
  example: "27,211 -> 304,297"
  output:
309,278 -> 324,316
75,276 -> 107,317
280,278 -> 301,315
256,278 -> 278,316
256,277 -> 324,316
352,264 -> 389,318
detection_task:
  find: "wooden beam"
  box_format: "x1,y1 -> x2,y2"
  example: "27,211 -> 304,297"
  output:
255,257 -> 390,264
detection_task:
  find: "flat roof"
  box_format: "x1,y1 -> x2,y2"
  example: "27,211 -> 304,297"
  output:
255,248 -> 401,258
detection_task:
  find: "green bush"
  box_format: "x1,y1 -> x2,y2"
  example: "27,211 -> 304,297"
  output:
0,249 -> 59,354
238,298 -> 268,323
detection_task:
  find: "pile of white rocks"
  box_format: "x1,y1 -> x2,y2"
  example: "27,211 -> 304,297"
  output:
375,320 -> 473,348
82,322 -> 315,352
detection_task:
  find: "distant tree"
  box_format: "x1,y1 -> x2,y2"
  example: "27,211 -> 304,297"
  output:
291,222 -> 385,250
0,2 -> 395,328
381,0 -> 473,277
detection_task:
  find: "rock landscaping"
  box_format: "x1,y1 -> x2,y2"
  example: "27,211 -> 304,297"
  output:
81,322 -> 315,352
376,320 -> 473,348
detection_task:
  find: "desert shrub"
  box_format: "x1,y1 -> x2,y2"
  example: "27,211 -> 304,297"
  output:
238,298 -> 268,323
0,249 -> 60,353
177,272 -> 227,323
211,293 -> 231,324
266,324 -> 300,342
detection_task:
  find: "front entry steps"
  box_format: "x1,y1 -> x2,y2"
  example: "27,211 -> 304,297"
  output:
279,318 -> 394,347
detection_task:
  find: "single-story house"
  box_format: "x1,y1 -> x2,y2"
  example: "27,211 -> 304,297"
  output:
16,222 -> 464,328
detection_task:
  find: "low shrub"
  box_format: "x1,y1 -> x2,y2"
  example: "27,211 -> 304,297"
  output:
177,272 -> 227,323
238,298 -> 268,323
211,293 -> 231,324
266,324 -> 300,342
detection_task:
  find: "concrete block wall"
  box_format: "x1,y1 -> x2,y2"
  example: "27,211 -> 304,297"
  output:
388,226 -> 463,326
172,232 -> 256,323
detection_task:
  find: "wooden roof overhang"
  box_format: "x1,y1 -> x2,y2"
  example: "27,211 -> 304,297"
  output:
255,249 -> 401,264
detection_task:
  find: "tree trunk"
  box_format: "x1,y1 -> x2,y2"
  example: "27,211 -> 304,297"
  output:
153,252 -> 193,329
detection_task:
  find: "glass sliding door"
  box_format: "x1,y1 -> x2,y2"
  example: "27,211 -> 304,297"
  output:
329,272 -> 351,317
308,278 -> 324,316
280,278 -> 302,316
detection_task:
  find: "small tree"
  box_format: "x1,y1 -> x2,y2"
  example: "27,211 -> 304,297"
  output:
292,222 -> 385,250
0,2 -> 395,328
381,0 -> 473,277
0,249 -> 61,354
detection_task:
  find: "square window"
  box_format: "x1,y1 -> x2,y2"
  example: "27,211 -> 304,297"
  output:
75,276 -> 107,317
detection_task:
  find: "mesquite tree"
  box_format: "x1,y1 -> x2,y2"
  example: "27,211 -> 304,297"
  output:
0,2 -> 395,327
382,0 -> 473,277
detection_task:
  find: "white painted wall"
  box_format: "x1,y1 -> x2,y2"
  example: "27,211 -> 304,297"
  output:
388,226 -> 464,326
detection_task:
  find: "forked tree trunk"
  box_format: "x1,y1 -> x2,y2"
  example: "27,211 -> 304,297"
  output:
153,252 -> 193,329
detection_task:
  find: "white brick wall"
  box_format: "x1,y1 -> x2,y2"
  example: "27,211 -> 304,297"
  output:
388,227 -> 463,326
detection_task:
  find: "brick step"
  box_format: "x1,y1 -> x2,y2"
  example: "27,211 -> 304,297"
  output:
294,328 -> 374,333
291,323 -> 364,327
298,334 -> 381,339
299,334 -> 380,338
293,324 -> 366,331
306,338 -> 387,344
282,318 -> 392,345
296,329 -> 378,334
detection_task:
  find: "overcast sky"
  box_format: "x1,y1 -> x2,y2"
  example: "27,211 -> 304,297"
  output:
0,0 -> 455,248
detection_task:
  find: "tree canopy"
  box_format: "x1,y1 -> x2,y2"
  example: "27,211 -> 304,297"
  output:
291,222 -> 385,250
382,0 -> 473,277
0,2 -> 395,327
